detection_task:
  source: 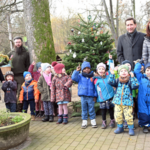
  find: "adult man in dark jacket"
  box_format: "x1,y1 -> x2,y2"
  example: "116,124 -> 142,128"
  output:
117,17 -> 145,68
8,37 -> 30,112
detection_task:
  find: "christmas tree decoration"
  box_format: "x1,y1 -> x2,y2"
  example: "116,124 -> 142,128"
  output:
88,15 -> 92,21
91,27 -> 93,31
63,14 -> 115,74
71,29 -> 74,32
68,42 -> 71,45
92,50 -> 95,55
73,52 -> 76,58
69,49 -> 72,53
100,30 -> 103,34
94,36 -> 98,42
93,25 -> 96,30
83,56 -> 88,62
78,31 -> 81,35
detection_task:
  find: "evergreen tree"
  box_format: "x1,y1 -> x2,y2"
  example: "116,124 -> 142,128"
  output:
63,15 -> 116,74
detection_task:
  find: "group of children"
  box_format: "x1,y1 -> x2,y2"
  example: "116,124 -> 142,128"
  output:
72,54 -> 150,136
2,54 -> 150,136
2,61 -> 72,124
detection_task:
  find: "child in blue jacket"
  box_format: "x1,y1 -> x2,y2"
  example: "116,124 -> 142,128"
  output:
108,65 -> 139,136
94,56 -> 115,129
134,61 -> 150,133
72,61 -> 97,129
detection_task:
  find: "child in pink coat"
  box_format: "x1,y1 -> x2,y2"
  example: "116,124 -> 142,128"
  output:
28,61 -> 44,117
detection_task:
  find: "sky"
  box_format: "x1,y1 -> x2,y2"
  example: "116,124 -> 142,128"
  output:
50,0 -> 148,20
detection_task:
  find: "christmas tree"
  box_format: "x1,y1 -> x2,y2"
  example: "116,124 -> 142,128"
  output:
63,15 -> 116,74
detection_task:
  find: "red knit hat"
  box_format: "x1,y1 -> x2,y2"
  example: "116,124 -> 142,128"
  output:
53,63 -> 65,74
52,61 -> 58,67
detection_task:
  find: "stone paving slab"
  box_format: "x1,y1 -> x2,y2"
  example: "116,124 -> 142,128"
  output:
22,118 -> 149,150
0,95 -> 149,150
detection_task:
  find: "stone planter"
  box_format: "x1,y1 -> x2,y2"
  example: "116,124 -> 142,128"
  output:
0,113 -> 31,150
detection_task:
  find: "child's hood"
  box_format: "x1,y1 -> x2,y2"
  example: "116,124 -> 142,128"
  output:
122,60 -> 132,69
81,61 -> 91,71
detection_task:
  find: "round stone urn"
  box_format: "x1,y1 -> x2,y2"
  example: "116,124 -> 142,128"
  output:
0,113 -> 31,150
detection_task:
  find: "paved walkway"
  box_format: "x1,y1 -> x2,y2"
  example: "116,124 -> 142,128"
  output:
0,100 -> 149,150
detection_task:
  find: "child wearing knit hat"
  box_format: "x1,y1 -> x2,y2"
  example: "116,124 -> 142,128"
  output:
19,71 -> 40,121
134,61 -> 150,133
2,71 -> 17,112
37,63 -> 54,122
122,60 -> 132,71
72,61 -> 97,129
122,60 -> 140,128
108,65 -> 139,136
51,62 -> 72,124
94,55 -> 115,129
28,61 -> 44,117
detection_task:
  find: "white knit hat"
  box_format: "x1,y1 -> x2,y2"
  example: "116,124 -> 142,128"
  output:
97,63 -> 106,70
41,63 -> 51,72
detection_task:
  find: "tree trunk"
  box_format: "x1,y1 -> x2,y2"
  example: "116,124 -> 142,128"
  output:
23,0 -> 56,63
23,0 -> 34,63
7,14 -> 13,51
115,0 -> 119,47
102,0 -> 118,47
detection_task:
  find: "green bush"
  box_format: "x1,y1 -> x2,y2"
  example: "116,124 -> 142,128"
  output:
11,116 -> 24,123
0,109 -> 24,127
0,109 -> 11,125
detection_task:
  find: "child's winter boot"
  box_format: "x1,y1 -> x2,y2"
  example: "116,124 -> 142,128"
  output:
81,120 -> 87,129
128,125 -> 135,136
143,126 -> 149,133
42,115 -> 49,122
114,124 -> 124,134
129,128 -> 135,136
57,115 -> 63,124
35,111 -> 39,117
101,120 -> 107,129
91,119 -> 97,128
39,111 -> 44,117
49,115 -> 54,122
31,115 -> 35,121
63,114 -> 68,124
109,119 -> 115,128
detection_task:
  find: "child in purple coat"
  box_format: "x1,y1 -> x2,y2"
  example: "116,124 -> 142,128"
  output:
2,71 -> 17,112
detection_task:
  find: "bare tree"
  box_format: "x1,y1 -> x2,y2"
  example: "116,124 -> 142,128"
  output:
0,0 -> 23,51
81,0 -> 135,48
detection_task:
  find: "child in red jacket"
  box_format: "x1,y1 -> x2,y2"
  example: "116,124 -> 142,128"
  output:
28,61 -> 44,117
51,62 -> 72,124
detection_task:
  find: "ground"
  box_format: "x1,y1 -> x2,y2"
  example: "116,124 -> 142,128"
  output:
0,85 -> 150,150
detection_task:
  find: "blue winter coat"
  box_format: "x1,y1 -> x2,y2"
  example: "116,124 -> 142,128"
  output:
72,70 -> 97,97
134,63 -> 150,127
94,74 -> 114,103
108,74 -> 139,106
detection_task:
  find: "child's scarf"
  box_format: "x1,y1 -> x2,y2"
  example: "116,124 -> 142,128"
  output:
119,76 -> 130,84
25,79 -> 33,87
82,71 -> 94,78
43,72 -> 52,89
